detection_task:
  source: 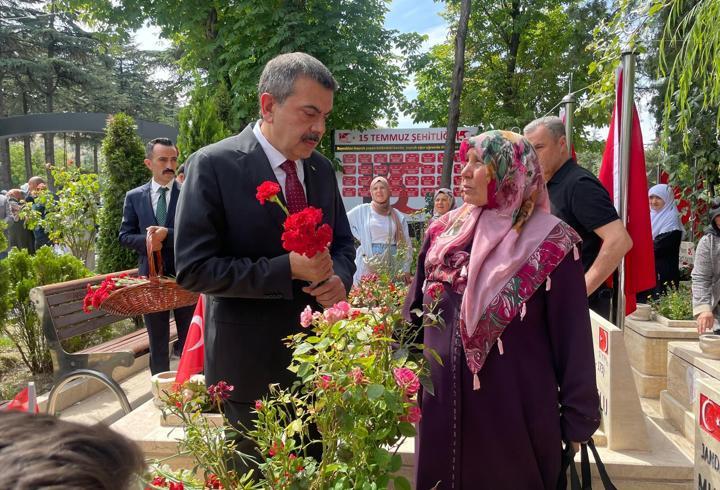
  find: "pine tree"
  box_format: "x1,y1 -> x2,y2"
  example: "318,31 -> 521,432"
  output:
177,83 -> 231,163
96,113 -> 149,273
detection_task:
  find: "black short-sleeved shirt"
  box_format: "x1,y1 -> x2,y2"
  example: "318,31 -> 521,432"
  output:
547,159 -> 620,271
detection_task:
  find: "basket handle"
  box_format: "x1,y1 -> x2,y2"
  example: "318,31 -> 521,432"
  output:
146,231 -> 164,278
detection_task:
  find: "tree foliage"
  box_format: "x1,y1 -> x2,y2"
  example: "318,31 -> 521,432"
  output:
96,113 -> 148,273
409,0 -> 609,148
64,0 -> 424,154
177,82 -> 231,163
590,0 -> 720,148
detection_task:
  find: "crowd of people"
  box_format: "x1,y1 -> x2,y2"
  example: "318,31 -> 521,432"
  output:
0,50 -> 704,489
0,176 -> 50,259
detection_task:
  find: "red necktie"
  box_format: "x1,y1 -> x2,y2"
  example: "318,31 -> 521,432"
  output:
280,160 -> 308,214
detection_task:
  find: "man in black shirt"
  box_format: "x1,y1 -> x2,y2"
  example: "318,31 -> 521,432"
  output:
524,116 -> 632,319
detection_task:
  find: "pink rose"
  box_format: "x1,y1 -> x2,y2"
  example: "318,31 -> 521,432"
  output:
323,301 -> 351,324
350,367 -> 366,385
426,282 -> 445,301
401,404 -> 422,423
393,367 -> 420,396
255,400 -> 264,411
300,305 -> 314,328
317,375 -> 332,390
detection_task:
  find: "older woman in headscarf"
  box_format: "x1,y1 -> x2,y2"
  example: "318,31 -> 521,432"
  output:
404,131 -> 600,489
638,184 -> 684,303
346,176 -> 412,284
429,187 -> 456,225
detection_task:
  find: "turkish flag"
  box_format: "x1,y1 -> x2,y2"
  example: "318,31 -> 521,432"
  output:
4,386 -> 39,413
700,393 -> 720,442
174,295 -> 205,387
598,66 -> 656,315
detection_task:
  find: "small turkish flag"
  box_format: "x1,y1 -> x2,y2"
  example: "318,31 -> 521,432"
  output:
598,327 -> 609,354
700,393 -> 720,442
174,295 -> 205,387
4,386 -> 39,413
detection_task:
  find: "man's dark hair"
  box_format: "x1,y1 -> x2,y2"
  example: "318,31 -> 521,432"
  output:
146,137 -> 177,159
177,164 -> 185,175
258,52 -> 338,105
0,411 -> 146,489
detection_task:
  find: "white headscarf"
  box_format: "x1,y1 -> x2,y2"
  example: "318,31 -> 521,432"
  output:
649,184 -> 684,239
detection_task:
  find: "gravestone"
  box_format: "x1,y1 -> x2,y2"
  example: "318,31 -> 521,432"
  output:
590,311 -> 650,451
695,378 -> 720,489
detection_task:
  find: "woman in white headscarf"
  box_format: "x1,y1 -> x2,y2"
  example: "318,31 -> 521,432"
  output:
639,184 -> 684,302
346,176 -> 412,284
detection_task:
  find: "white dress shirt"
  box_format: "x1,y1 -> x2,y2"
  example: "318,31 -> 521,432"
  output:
150,178 -> 174,217
253,120 -> 306,196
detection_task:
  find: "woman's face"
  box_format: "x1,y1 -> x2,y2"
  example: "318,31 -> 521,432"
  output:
649,195 -> 665,212
460,148 -> 489,207
434,193 -> 452,216
714,215 -> 720,229
371,181 -> 390,204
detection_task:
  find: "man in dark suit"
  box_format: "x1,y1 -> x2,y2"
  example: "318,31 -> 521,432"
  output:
119,138 -> 193,374
174,53 -> 356,435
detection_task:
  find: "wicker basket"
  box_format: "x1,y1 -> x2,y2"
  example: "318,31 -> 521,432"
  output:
99,234 -> 199,316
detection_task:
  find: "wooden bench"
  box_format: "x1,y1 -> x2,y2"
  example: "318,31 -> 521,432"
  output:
30,269 -> 177,415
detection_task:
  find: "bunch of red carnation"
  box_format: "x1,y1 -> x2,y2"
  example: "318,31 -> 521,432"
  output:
82,273 -> 147,313
256,181 -> 333,257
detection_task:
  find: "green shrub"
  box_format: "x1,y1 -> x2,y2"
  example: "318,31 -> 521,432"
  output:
650,284 -> 694,321
0,247 -> 90,374
96,113 -> 149,274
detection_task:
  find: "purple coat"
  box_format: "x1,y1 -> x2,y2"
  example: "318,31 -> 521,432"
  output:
404,237 -> 600,489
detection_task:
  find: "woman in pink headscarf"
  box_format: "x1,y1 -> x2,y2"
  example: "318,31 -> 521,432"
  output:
404,130 -> 600,489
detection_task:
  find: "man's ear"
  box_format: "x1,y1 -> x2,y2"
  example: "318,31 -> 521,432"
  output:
260,92 -> 276,122
144,159 -> 152,171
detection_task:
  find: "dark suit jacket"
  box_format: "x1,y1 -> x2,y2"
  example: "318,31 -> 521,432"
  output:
119,180 -> 181,276
174,124 -> 356,403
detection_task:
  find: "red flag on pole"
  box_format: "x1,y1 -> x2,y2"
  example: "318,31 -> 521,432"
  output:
4,386 -> 39,413
598,66 -> 655,315
174,295 -> 205,387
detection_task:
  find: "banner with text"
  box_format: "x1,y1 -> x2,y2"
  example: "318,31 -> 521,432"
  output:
334,127 -> 477,215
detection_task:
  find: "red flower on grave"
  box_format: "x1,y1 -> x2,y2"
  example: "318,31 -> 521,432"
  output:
168,482 -> 184,490
207,381 -> 234,404
205,474 -> 223,489
256,181 -> 281,205
281,207 -> 333,257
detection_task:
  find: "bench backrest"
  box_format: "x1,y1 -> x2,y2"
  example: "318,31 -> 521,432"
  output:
30,269 -> 138,348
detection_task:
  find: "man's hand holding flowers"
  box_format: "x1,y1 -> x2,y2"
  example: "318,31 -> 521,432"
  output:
257,181 -> 346,307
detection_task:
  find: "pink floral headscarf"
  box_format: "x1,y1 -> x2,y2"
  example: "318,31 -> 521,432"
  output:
425,130 -> 580,389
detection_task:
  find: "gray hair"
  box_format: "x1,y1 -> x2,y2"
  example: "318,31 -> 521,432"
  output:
523,116 -> 566,140
258,52 -> 338,105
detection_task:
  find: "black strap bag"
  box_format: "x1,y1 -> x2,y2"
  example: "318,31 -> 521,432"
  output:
557,438 -> 617,490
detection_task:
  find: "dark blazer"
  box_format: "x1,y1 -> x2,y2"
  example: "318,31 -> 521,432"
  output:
174,124 -> 356,403
119,180 -> 181,276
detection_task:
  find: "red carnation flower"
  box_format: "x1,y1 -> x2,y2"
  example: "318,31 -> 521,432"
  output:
281,207 -> 333,257
256,181 -> 281,205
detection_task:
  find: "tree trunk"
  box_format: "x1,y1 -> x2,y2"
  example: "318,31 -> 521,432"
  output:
0,138 -> 11,190
22,92 -> 32,180
44,7 -> 56,190
93,143 -> 98,173
74,132 -> 81,167
501,0 -> 522,123
441,0 -> 472,189
23,137 -> 32,180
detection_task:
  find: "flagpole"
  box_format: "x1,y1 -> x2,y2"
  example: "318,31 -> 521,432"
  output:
615,49 -> 636,330
561,93 -> 576,153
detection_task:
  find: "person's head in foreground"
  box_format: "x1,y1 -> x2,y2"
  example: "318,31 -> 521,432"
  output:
0,411 -> 145,489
